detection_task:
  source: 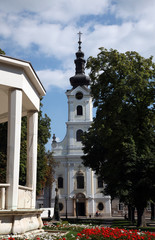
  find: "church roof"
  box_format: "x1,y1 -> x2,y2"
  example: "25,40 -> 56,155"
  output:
70,32 -> 90,88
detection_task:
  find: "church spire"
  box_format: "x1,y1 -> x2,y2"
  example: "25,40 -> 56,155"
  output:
70,32 -> 90,88
78,31 -> 82,51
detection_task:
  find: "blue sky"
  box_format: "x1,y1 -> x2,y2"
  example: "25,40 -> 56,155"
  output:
1,0 -> 155,150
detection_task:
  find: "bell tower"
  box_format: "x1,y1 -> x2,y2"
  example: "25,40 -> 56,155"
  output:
51,34 -> 111,218
52,32 -> 92,156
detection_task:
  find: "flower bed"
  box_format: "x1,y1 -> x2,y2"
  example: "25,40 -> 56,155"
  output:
2,223 -> 154,239
43,222 -> 155,240
76,227 -> 155,240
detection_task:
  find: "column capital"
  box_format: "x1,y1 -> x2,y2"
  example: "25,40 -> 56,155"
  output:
27,110 -> 38,116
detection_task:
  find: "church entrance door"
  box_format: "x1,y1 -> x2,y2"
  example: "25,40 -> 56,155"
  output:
76,193 -> 86,216
77,202 -> 85,216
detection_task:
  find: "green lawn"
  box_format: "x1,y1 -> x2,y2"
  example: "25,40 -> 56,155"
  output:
110,219 -> 155,232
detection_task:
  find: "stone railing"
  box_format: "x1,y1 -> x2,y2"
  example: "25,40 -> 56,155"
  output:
0,184 -> 33,210
0,183 -> 10,209
18,185 -> 33,209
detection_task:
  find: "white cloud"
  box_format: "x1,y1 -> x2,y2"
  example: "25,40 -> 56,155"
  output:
83,20 -> 155,60
1,0 -> 154,59
37,68 -> 73,91
0,0 -> 155,91
112,0 -> 155,22
0,0 -> 111,23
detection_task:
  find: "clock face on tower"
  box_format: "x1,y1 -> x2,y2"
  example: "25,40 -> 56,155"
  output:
75,91 -> 83,100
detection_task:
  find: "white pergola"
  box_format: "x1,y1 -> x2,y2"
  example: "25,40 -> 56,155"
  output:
0,55 -> 46,235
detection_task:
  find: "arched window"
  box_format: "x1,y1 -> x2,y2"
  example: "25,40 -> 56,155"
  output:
119,202 -> 124,211
77,175 -> 84,189
76,129 -> 83,142
58,177 -> 63,188
77,105 -> 83,115
98,202 -> 104,211
98,177 -> 103,188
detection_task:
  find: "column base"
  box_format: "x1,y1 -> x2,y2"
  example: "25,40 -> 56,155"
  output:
0,209 -> 43,235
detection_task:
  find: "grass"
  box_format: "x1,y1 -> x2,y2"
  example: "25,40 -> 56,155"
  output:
42,221 -> 155,240
110,219 -> 155,232
64,229 -> 80,239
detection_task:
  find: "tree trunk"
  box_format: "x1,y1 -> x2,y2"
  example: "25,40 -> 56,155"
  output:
131,207 -> 135,224
128,205 -> 135,224
128,205 -> 131,220
48,184 -> 52,208
137,207 -> 146,227
151,203 -> 155,220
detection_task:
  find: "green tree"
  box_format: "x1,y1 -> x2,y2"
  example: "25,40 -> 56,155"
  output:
19,102 -> 52,195
0,105 -> 51,196
43,151 -> 59,207
82,48 -> 155,227
0,48 -> 5,54
0,122 -> 7,182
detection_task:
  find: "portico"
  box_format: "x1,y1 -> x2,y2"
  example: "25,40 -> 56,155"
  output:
0,55 -> 45,235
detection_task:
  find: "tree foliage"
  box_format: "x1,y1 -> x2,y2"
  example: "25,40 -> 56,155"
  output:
36,104 -> 52,195
43,150 -> 59,207
0,122 -> 7,183
0,48 -> 5,55
82,48 -> 155,226
0,102 -> 52,195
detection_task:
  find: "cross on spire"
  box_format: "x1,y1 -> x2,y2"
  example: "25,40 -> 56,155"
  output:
77,31 -> 82,51
78,31 -> 82,42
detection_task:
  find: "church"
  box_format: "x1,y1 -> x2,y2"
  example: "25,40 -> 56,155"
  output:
51,34 -> 111,217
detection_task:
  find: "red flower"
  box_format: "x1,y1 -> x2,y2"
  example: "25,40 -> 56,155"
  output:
76,226 -> 155,240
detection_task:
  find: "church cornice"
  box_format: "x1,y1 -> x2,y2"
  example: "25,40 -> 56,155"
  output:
65,85 -> 91,96
66,121 -> 93,125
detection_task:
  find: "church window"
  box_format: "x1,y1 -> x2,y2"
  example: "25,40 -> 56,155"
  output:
38,204 -> 43,208
98,177 -> 103,188
58,177 -> 63,188
77,175 -> 84,189
119,202 -> 124,211
98,202 -> 104,211
76,129 -> 83,141
77,105 -> 83,115
76,91 -> 83,100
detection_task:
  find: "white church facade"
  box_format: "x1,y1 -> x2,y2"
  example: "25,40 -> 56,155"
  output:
51,36 -> 111,217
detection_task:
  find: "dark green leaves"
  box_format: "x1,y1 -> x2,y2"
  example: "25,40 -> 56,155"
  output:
82,48 -> 155,216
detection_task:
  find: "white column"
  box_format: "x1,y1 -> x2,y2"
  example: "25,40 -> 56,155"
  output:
51,174 -> 57,208
86,168 -> 91,197
85,100 -> 89,121
69,101 -> 74,121
68,100 -> 70,121
69,163 -> 74,197
51,178 -> 56,208
68,127 -> 74,153
27,111 -> 38,208
64,163 -> 68,195
92,170 -> 95,215
6,89 -> 22,210
105,196 -> 112,217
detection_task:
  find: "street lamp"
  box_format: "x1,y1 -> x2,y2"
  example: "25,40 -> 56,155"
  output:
65,196 -> 68,220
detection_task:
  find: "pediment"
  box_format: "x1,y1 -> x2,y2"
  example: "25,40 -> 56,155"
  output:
66,85 -> 90,97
